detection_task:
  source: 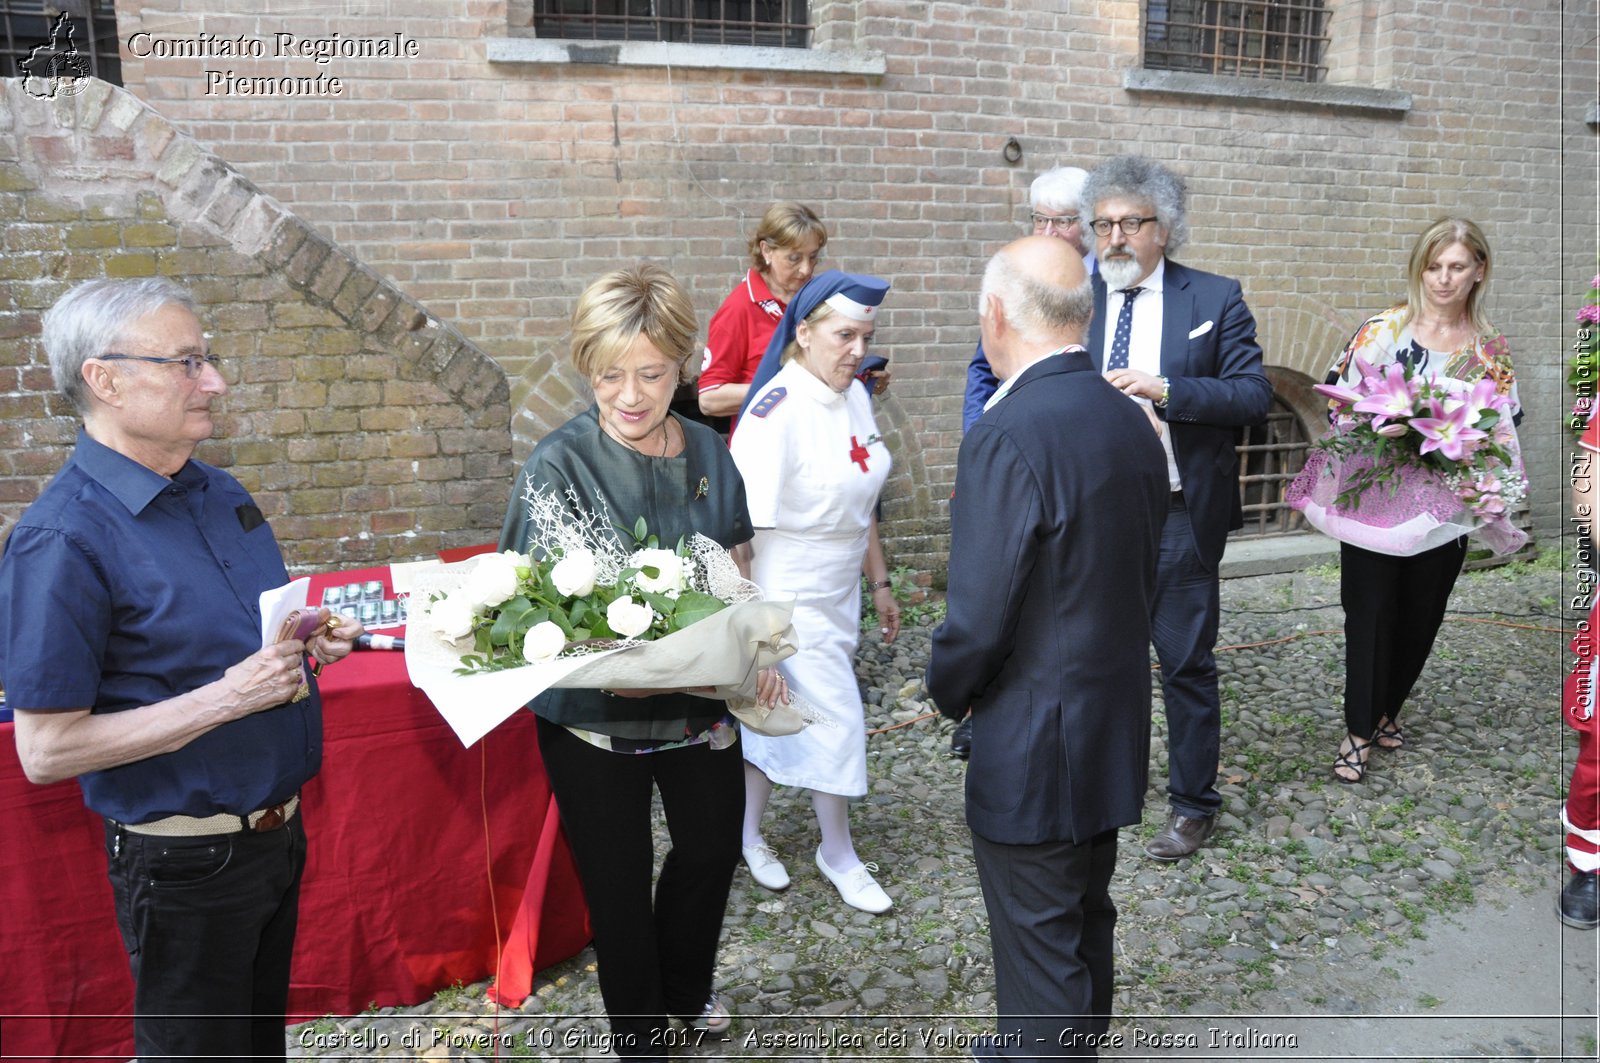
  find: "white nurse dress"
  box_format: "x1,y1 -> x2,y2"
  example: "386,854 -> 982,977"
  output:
729,360 -> 891,797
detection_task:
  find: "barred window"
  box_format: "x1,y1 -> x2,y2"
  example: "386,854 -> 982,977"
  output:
534,1 -> 809,48
1232,398 -> 1312,539
1145,0 -> 1328,83
2,1 -> 121,85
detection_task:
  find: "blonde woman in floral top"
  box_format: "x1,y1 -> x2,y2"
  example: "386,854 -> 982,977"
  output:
1324,217 -> 1521,783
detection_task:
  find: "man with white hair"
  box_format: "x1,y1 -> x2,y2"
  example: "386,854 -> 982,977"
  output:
951,166 -> 1094,760
929,235 -> 1167,1059
961,165 -> 1094,433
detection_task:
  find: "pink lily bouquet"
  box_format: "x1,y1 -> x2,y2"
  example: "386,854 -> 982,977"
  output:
1286,353 -> 1527,557
404,487 -> 805,746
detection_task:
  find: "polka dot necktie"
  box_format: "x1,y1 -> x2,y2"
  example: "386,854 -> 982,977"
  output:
1107,286 -> 1144,371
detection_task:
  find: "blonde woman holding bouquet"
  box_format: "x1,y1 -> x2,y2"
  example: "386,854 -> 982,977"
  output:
1319,218 -> 1522,783
497,264 -> 780,1059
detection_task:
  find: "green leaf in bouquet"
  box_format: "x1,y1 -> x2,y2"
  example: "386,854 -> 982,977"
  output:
489,596 -> 535,649
640,590 -> 676,616
670,590 -> 727,630
548,605 -> 577,638
1475,409 -> 1501,431
634,515 -> 648,542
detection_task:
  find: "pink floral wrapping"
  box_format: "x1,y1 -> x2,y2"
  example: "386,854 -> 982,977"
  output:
1287,447 -> 1528,557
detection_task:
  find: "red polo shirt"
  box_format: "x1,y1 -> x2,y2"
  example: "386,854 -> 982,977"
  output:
700,270 -> 786,433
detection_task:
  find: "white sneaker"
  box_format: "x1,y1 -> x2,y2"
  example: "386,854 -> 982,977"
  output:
741,843 -> 790,890
815,849 -> 892,913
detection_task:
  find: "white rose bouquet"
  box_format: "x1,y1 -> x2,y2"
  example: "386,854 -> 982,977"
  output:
430,519 -> 732,674
406,486 -> 808,746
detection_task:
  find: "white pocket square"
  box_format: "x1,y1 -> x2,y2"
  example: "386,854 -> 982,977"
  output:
1188,321 -> 1214,340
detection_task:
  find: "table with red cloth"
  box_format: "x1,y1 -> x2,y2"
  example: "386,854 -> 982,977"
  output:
0,566 -> 590,1062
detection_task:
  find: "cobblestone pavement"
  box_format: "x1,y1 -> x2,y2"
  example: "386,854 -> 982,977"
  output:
288,558 -> 1599,1062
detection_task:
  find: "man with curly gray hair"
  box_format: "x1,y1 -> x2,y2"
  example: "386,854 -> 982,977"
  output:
1081,155 -> 1273,863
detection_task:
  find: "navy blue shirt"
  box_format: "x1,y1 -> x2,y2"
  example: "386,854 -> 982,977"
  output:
0,431 -> 320,823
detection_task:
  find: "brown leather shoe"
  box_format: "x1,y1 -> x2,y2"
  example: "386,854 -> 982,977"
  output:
1143,811 -> 1216,861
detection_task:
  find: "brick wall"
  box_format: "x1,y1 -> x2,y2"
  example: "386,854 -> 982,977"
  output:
48,2 -> 1600,577
0,77 -> 513,571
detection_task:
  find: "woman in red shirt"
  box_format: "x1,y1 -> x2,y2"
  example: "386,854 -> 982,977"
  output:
697,203 -> 826,433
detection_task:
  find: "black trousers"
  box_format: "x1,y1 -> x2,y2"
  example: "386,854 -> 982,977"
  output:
105,812 -> 307,1063
1340,537 -> 1468,738
537,718 -> 744,1061
970,828 -> 1119,1060
1152,503 -> 1223,818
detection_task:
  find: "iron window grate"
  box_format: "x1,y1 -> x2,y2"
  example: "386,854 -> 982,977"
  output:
1233,403 -> 1312,538
1,1 -> 121,84
533,1 -> 809,48
1145,0 -> 1328,84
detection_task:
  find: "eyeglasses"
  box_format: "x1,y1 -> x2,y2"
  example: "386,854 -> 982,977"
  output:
1030,212 -> 1081,232
97,353 -> 222,378
1089,216 -> 1160,237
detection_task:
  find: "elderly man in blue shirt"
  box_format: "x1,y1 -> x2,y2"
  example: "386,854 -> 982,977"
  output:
0,278 -> 362,1062
951,164 -> 1096,761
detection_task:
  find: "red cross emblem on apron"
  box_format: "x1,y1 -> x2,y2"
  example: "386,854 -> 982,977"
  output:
849,435 -> 871,472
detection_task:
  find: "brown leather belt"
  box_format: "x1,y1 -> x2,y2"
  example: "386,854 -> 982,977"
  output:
119,794 -> 300,837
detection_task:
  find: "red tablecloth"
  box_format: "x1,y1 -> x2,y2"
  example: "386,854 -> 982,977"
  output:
0,566 -> 590,1061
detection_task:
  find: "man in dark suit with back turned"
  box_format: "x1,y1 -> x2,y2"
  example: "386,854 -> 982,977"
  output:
1083,155 -> 1273,861
927,235 -> 1168,1059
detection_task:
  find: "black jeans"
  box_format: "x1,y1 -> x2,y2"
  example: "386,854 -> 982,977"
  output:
537,717 -> 744,1061
106,812 -> 307,1063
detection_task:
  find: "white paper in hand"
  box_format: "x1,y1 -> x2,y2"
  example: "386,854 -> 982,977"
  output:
259,577 -> 311,648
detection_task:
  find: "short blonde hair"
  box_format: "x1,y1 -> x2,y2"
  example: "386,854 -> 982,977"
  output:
569,263 -> 698,383
749,202 -> 828,273
1403,217 -> 1494,336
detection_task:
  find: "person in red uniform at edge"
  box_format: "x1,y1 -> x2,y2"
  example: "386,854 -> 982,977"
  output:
696,202 -> 827,437
1562,413 -> 1600,928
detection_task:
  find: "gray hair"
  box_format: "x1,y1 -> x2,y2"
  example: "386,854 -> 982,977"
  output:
1028,166 -> 1088,214
980,250 -> 1094,346
42,278 -> 198,413
1081,155 -> 1190,256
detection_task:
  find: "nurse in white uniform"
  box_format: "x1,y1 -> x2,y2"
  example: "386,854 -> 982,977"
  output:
730,272 -> 902,914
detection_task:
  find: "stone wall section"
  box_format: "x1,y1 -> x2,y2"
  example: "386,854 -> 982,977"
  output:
0,77 -> 512,571
93,1 -> 1600,577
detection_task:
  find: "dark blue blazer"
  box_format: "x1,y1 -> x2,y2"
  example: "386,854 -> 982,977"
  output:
927,350 -> 1169,845
1089,260 -> 1272,569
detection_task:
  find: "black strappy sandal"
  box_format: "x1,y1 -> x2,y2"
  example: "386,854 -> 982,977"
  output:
1333,734 -> 1374,784
1374,718 -> 1405,751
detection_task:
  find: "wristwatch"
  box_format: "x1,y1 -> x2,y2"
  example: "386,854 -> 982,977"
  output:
867,579 -> 892,592
1154,376 -> 1171,409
